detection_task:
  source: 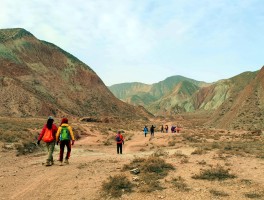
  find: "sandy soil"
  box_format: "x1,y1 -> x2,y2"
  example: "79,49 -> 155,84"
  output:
1,121 -> 264,200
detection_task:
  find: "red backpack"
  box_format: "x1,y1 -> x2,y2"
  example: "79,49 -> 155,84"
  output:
42,128 -> 54,142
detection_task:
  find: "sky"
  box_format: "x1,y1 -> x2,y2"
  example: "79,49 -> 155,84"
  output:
1,0 -> 264,86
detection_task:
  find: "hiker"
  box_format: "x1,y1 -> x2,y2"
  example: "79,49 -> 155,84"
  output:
160,125 -> 164,133
176,125 -> 181,133
116,131 -> 124,154
37,116 -> 58,166
165,125 -> 168,133
171,126 -> 176,133
56,118 -> 75,166
150,125 -> 156,137
143,126 -> 148,137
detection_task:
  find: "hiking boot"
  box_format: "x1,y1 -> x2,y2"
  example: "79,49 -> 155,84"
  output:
45,161 -> 52,166
64,159 -> 69,164
59,161 -> 63,166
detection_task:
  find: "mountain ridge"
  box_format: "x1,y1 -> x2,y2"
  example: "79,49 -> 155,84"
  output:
0,28 -> 152,120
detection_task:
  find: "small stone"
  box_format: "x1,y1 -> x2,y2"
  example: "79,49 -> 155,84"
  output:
130,168 -> 140,174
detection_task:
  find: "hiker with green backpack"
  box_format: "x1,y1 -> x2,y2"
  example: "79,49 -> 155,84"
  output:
37,116 -> 58,166
56,118 -> 75,166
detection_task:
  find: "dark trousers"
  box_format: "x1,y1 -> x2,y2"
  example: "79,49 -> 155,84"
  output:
117,143 -> 122,154
59,140 -> 71,161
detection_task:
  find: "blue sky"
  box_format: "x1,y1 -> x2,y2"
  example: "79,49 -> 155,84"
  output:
1,0 -> 263,86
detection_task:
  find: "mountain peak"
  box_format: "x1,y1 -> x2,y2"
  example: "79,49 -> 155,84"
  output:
0,28 -> 34,42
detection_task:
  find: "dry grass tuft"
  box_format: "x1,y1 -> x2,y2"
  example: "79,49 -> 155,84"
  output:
102,174 -> 134,197
192,165 -> 236,181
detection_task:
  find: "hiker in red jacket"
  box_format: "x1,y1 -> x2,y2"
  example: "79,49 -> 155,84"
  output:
37,116 -> 58,166
116,131 -> 124,154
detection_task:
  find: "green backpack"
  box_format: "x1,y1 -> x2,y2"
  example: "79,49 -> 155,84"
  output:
60,126 -> 70,141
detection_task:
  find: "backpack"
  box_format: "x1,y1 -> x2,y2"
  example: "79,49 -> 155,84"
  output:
60,126 -> 70,141
42,128 -> 54,142
116,134 -> 122,142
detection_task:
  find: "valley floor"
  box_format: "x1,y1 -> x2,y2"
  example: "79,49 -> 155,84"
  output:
1,119 -> 264,200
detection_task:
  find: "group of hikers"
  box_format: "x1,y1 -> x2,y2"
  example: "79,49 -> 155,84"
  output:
38,116 -> 180,165
37,116 -> 75,166
38,116 -> 126,166
143,124 -> 181,137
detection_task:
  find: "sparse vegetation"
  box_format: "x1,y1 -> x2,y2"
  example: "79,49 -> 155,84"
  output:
192,165 -> 236,181
170,176 -> 190,191
209,189 -> 229,197
102,174 -> 134,197
244,191 -> 263,199
123,156 -> 174,192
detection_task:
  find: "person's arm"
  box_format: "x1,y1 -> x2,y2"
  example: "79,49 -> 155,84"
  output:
121,135 -> 124,144
68,126 -> 75,145
37,125 -> 46,141
56,127 -> 61,142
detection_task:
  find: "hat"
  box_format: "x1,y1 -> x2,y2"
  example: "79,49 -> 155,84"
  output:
61,118 -> 68,124
48,116 -> 54,120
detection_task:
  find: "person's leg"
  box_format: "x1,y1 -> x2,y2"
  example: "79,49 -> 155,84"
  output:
46,142 -> 51,166
49,141 -> 55,165
120,143 -> 122,154
59,141 -> 66,162
65,140 -> 71,164
117,143 -> 119,154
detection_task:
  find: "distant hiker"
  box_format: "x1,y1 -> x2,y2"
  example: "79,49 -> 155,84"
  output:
171,126 -> 176,133
116,131 -> 124,154
37,116 -> 58,166
56,118 -> 75,166
150,125 -> 156,137
160,125 -> 164,133
165,125 -> 168,133
176,125 -> 181,133
143,126 -> 148,137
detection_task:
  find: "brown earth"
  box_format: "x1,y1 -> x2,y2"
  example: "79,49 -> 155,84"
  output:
1,117 -> 264,200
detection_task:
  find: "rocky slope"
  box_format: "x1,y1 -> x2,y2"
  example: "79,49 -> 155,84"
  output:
0,28 -> 151,120
208,68 -> 264,130
109,69 -> 264,130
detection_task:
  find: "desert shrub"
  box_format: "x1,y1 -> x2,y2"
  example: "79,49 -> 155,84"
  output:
168,140 -> 176,146
182,135 -> 201,143
123,156 -> 174,193
173,150 -> 188,158
244,191 -> 263,199
103,138 -> 112,146
171,176 -> 190,191
139,179 -> 164,192
102,174 -> 134,197
152,148 -> 169,157
240,179 -> 253,185
210,189 -> 229,197
197,160 -> 207,165
141,157 -> 174,179
122,157 -> 146,171
191,148 -> 206,155
192,165 -> 236,181
180,157 -> 189,164
16,142 -> 39,156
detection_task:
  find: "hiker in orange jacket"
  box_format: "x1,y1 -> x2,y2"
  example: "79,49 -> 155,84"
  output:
37,116 -> 58,166
116,131 -> 124,154
56,118 -> 75,166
